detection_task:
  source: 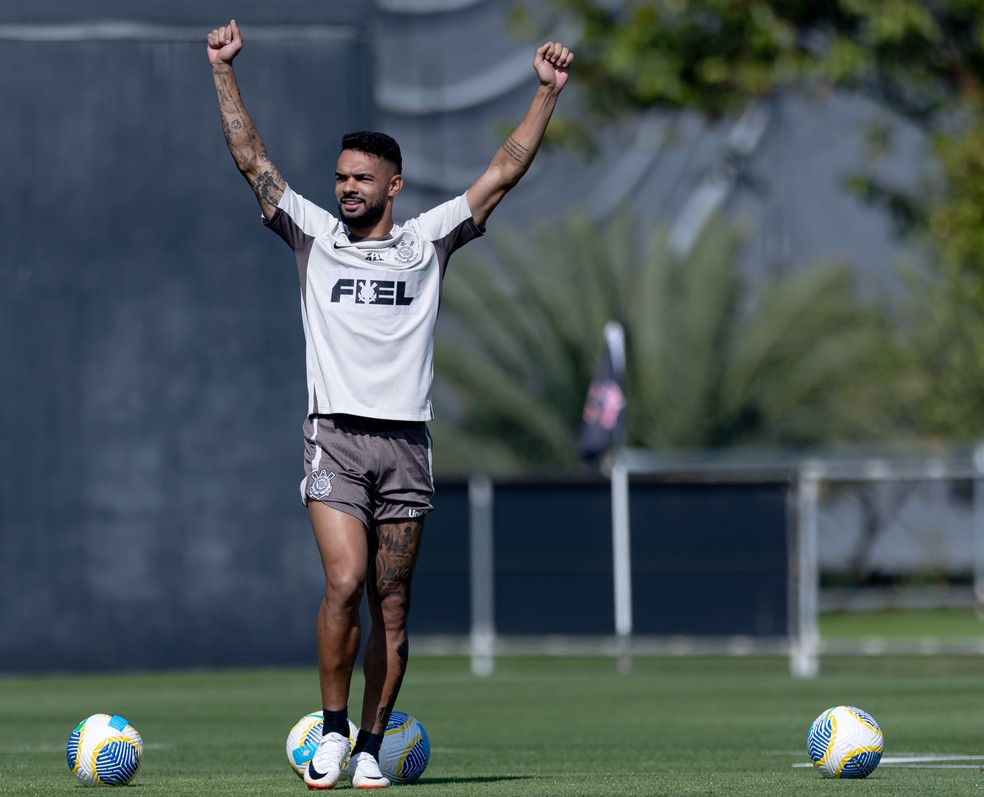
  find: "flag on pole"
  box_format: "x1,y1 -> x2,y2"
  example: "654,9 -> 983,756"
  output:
579,321 -> 626,464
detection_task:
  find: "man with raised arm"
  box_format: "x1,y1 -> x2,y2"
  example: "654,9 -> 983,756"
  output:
206,19 -> 572,790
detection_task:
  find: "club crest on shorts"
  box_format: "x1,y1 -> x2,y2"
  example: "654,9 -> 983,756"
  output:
308,469 -> 335,500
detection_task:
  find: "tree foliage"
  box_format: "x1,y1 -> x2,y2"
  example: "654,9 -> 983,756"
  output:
431,212 -> 902,474
513,0 -> 984,441
532,0 -> 984,123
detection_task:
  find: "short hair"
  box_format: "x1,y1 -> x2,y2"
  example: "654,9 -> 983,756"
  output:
340,131 -> 402,174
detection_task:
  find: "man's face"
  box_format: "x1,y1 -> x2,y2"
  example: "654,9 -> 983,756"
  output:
334,149 -> 400,230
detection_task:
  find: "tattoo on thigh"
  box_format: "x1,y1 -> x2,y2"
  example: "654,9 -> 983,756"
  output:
374,522 -> 423,600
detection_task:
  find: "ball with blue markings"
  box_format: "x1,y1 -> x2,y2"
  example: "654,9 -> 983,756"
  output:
285,711 -> 357,778
807,705 -> 884,778
66,713 -> 143,787
378,711 -> 430,784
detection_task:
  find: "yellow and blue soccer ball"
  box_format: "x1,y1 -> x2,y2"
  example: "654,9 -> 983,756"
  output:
66,713 -> 143,787
807,705 -> 884,778
285,711 -> 358,778
379,711 -> 430,784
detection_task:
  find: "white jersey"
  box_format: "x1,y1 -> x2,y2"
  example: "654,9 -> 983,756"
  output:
264,185 -> 483,421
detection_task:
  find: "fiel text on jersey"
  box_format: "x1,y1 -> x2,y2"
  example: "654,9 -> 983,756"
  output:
330,278 -> 415,306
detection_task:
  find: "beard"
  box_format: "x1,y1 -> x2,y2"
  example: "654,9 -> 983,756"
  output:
338,193 -> 387,229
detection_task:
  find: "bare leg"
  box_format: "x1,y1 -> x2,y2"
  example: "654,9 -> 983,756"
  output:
309,501 -> 370,712
360,518 -> 425,733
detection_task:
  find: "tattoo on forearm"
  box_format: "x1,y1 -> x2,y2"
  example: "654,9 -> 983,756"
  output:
250,169 -> 284,211
220,112 -> 251,148
214,70 -> 266,162
502,135 -> 531,166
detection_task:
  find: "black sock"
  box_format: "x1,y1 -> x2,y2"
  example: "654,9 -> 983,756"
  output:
321,707 -> 349,738
352,729 -> 383,758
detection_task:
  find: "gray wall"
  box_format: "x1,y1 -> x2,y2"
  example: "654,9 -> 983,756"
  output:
0,470 -> 790,672
0,4 -> 374,671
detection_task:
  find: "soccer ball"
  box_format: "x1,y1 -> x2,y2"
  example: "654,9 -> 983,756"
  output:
285,711 -> 358,778
66,713 -> 143,787
806,705 -> 884,778
378,711 -> 430,784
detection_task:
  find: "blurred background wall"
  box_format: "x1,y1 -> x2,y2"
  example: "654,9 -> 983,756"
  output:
0,1 -> 943,672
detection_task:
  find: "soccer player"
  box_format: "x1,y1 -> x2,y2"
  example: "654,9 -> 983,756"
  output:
206,19 -> 572,790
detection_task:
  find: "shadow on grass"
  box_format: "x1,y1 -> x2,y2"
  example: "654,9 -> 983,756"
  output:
417,776 -> 535,785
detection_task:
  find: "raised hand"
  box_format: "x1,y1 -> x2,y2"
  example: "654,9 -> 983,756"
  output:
533,41 -> 573,93
206,19 -> 243,66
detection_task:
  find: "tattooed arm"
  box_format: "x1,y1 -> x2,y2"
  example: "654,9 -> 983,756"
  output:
206,20 -> 285,220
465,41 -> 573,228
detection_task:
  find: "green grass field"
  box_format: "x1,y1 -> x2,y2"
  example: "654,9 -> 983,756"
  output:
821,606 -> 984,638
2,652 -> 984,796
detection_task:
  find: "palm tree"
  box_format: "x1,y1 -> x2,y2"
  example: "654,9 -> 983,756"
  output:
430,210 -> 902,474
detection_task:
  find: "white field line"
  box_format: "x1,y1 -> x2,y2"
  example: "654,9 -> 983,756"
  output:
794,754 -> 984,769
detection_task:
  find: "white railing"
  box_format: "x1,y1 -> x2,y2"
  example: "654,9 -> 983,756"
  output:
463,444 -> 984,677
611,445 -> 984,678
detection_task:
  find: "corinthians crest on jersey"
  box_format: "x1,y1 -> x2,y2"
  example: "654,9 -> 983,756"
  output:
351,231 -> 418,265
331,230 -> 423,268
393,234 -> 417,264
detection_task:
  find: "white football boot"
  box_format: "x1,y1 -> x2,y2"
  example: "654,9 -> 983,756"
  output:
304,732 -> 351,790
346,751 -> 391,789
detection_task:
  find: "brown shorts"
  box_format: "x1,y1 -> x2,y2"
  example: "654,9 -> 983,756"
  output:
300,414 -> 434,528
